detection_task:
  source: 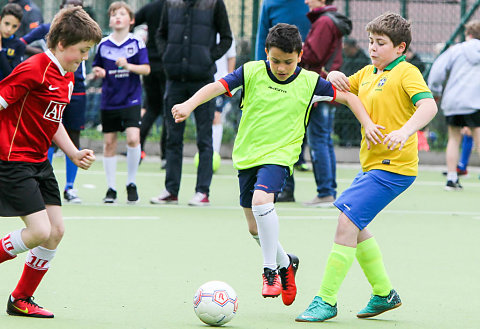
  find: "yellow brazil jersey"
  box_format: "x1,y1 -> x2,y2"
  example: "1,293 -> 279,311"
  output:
349,55 -> 433,176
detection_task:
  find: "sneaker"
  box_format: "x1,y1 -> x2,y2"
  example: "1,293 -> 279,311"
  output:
63,188 -> 81,204
126,183 -> 139,204
277,190 -> 295,202
295,296 -> 337,322
160,159 -> 166,170
445,180 -> 463,191
303,195 -> 335,208
294,163 -> 310,171
262,268 -> 282,298
7,295 -> 54,318
442,168 -> 468,177
103,188 -> 117,203
278,254 -> 299,306
357,289 -> 402,318
188,192 -> 210,206
150,190 -> 178,204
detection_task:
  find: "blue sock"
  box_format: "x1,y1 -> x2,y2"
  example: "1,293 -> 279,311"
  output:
65,155 -> 78,190
47,147 -> 54,163
458,135 -> 473,171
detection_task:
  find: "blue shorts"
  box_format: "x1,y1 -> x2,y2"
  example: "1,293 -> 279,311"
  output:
63,94 -> 87,130
334,169 -> 416,230
238,164 -> 289,208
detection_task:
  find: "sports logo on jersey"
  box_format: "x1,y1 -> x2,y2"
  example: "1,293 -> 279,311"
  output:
43,101 -> 67,122
7,48 -> 15,57
127,46 -> 134,55
68,81 -> 74,101
378,78 -> 387,87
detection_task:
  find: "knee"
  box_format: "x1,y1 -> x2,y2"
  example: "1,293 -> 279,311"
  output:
48,223 -> 65,245
126,138 -> 139,148
29,225 -> 51,246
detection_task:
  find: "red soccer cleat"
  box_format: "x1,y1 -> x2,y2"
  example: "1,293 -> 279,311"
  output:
279,254 -> 299,306
262,268 -> 282,298
7,295 -> 54,318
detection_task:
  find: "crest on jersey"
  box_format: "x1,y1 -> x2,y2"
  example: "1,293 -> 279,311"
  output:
44,101 -> 67,122
378,78 -> 387,87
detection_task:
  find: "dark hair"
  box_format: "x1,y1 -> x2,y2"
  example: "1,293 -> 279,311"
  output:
1,3 -> 23,21
61,0 -> 84,9
366,12 -> 411,53
326,0 -> 334,4
265,23 -> 302,55
47,7 -> 102,49
344,37 -> 357,47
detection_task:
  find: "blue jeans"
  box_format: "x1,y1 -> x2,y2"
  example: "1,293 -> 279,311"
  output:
307,102 -> 337,198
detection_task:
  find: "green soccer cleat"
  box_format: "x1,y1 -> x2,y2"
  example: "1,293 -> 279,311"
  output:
357,289 -> 402,318
295,296 -> 337,322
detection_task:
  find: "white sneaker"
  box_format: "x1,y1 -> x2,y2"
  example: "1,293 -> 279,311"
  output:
188,192 -> 210,206
64,188 -> 81,204
150,189 -> 178,204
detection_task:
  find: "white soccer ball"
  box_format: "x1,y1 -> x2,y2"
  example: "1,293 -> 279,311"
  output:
193,281 -> 238,326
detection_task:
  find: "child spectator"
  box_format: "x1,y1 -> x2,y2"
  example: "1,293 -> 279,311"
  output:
92,1 -> 150,204
0,3 -> 25,80
0,6 -> 101,318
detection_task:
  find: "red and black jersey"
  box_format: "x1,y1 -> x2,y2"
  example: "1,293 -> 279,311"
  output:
0,50 -> 74,162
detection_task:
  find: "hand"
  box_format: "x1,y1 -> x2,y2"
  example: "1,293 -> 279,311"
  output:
327,71 -> 350,92
363,123 -> 385,150
92,66 -> 106,79
172,103 -> 193,123
115,57 -> 128,70
72,149 -> 96,170
383,129 -> 409,151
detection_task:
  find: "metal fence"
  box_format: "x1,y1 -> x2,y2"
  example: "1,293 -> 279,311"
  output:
3,0 -> 480,148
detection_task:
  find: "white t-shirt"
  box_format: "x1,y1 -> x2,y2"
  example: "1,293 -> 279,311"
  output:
214,36 -> 236,81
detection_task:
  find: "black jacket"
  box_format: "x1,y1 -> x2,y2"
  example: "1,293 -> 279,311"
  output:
156,0 -> 232,81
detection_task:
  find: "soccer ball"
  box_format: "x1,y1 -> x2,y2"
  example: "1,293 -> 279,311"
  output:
193,151 -> 221,172
193,281 -> 238,326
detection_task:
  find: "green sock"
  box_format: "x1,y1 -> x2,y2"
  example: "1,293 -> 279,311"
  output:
356,237 -> 392,296
317,243 -> 356,306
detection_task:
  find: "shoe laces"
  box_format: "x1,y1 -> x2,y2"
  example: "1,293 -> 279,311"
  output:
19,296 -> 43,309
263,269 -> 279,286
278,267 -> 289,289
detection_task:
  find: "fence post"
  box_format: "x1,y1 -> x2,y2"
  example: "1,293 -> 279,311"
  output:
250,0 -> 260,61
401,0 -> 408,19
344,0 -> 350,17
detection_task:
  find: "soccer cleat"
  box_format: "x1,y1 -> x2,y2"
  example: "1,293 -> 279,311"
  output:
357,289 -> 402,318
295,296 -> 337,322
126,183 -> 139,204
150,190 -> 178,204
7,295 -> 54,318
262,268 -> 282,298
276,190 -> 295,202
278,254 -> 299,306
139,150 -> 146,164
188,192 -> 210,206
445,180 -> 463,191
103,188 -> 117,203
63,188 -> 81,204
294,163 -> 310,171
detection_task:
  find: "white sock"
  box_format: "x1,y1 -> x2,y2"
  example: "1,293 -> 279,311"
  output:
252,203 -> 279,270
212,124 -> 223,153
252,234 -> 290,269
126,145 -> 141,184
447,172 -> 458,181
103,156 -> 117,190
26,246 -> 56,270
2,229 -> 28,256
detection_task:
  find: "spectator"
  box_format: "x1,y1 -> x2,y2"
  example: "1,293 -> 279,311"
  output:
428,20 -> 480,190
8,0 -> 43,56
405,47 -> 425,74
92,1 -> 151,204
0,3 -> 25,80
151,0 -> 232,206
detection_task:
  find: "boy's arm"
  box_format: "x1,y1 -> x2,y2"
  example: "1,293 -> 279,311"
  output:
335,90 -> 385,149
115,58 -> 150,76
383,98 -> 438,150
173,81 -> 227,123
52,124 -> 95,170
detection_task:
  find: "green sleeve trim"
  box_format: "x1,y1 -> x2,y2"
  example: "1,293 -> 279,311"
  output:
412,92 -> 433,105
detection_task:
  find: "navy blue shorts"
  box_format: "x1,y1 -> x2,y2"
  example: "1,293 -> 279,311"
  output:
334,169 -> 415,230
238,164 -> 289,208
215,95 -> 229,113
63,94 -> 86,130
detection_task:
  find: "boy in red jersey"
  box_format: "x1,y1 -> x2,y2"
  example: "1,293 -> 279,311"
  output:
0,7 -> 102,318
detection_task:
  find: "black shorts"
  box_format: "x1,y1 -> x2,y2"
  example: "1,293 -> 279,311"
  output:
446,111 -> 480,127
101,105 -> 141,133
0,160 -> 61,217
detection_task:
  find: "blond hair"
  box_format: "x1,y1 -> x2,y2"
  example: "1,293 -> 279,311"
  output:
465,20 -> 480,40
108,1 -> 134,21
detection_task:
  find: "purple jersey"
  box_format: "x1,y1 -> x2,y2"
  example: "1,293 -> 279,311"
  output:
93,34 -> 149,110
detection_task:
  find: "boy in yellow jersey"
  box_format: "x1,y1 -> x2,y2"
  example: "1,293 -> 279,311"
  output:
172,23 -> 383,307
296,12 -> 438,322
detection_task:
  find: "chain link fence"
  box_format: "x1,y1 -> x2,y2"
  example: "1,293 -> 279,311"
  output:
3,0 -> 480,149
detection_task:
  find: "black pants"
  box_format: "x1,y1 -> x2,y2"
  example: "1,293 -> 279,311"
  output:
164,79 -> 215,196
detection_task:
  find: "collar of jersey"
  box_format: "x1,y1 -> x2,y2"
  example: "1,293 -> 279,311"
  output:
373,55 -> 406,74
45,49 -> 67,76
264,61 -> 301,84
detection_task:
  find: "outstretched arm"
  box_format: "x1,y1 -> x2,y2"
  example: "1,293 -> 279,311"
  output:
173,81 -> 227,123
335,90 -> 385,149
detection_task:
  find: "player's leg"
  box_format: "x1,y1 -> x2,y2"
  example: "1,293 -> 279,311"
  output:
212,96 -> 224,154
124,106 -> 141,204
64,129 -> 81,203
457,129 -> 473,174
445,116 -> 463,190
101,109 -> 121,203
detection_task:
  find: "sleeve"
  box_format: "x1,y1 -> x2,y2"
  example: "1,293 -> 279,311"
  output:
155,2 -> 168,55
312,77 -> 335,103
20,23 -> 49,44
92,43 -> 103,68
219,65 -> 243,96
0,60 -> 41,108
134,5 -> 147,26
136,39 -> 150,65
255,1 -> 269,61
427,48 -> 452,96
226,38 -> 237,59
301,18 -> 337,69
402,66 -> 433,106
211,0 -> 233,61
